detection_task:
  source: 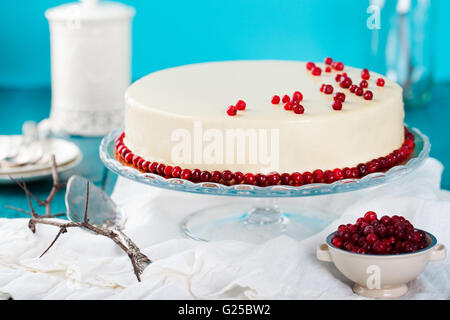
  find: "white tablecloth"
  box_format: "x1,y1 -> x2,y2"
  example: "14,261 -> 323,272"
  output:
0,158 -> 449,299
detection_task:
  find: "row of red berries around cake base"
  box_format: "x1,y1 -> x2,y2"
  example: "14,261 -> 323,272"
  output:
115,128 -> 415,187
331,211 -> 428,255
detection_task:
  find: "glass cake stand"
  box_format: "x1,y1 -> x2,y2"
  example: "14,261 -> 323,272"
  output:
99,127 -> 430,243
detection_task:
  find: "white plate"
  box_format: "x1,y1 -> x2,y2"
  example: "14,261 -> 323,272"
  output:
0,153 -> 82,184
0,137 -> 80,175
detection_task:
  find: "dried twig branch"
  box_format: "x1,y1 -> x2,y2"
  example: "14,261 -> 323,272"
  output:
7,156 -> 150,282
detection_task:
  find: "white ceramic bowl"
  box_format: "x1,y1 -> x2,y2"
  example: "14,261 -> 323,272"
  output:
317,230 -> 446,298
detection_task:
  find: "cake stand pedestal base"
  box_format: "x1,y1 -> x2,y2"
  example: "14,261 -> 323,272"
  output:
181,198 -> 335,243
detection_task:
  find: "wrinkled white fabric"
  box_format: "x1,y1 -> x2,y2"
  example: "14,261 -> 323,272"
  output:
0,158 -> 449,300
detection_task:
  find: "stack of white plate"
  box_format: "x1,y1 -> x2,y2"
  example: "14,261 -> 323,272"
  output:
0,136 -> 82,184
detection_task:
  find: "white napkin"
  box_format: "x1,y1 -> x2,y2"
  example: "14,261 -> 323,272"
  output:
0,158 -> 449,300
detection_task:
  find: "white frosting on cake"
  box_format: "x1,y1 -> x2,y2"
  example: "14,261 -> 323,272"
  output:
124,60 -> 404,173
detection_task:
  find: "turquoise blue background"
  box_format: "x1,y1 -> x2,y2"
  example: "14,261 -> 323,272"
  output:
1,0 -> 449,87
1,0 -> 450,219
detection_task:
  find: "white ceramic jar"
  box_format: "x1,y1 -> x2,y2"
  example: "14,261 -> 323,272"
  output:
45,0 -> 135,136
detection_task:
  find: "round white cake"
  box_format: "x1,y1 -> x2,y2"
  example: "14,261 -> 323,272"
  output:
122,60 -> 405,176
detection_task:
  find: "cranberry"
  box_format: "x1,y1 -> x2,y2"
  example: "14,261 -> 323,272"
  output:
356,217 -> 365,226
234,171 -> 245,184
124,153 -> 133,163
324,85 -> 334,94
367,161 -> 378,173
313,169 -> 324,183
332,61 -> 344,71
338,224 -> 347,232
342,167 -> 352,179
335,74 -> 343,82
386,225 -> 395,236
363,225 -> 375,235
402,241 -> 414,253
373,241 -> 387,254
348,224 -> 358,234
293,91 -> 303,102
132,155 -> 141,167
191,169 -> 201,181
380,215 -> 392,225
359,80 -> 368,88
120,147 -> 130,159
312,67 -> 322,76
200,171 -> 211,182
324,170 -> 336,183
306,62 -> 315,70
356,163 -> 368,176
284,101 -> 294,111
366,233 -> 378,245
395,228 -> 405,240
333,92 -> 346,102
325,66 -> 332,73
332,237 -> 343,248
280,173 -> 291,185
164,165 -> 173,177
142,161 -> 151,172
363,90 -> 373,100
171,166 -> 182,178
350,167 -> 359,178
302,172 -> 314,184
222,170 -> 234,182
375,224 -> 386,237
355,87 -> 364,96
344,241 -> 354,251
364,211 -> 378,222
282,95 -> 290,103
376,78 -> 385,87
149,162 -> 158,173
236,100 -> 246,110
244,173 -> 255,185
227,105 -> 237,116
267,172 -> 281,185
332,101 -> 343,110
157,163 -> 166,175
211,171 -> 222,182
333,168 -> 343,180
340,77 -> 352,89
324,57 -> 333,65
361,69 -> 370,80
351,233 -> 360,243
293,105 -> 305,114
349,85 -> 357,93
271,95 -> 280,104
291,172 -> 303,185
256,174 -> 267,186
320,84 -> 326,92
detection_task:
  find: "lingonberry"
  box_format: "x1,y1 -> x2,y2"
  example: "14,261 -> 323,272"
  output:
306,62 -> 315,70
267,172 -> 281,185
244,173 -> 255,185
363,90 -> 373,100
280,173 -> 291,185
313,169 -> 325,183
234,171 -> 245,184
332,237 -> 343,248
271,95 -> 280,104
312,66 -> 322,76
332,101 -> 343,110
376,78 -> 385,87
227,105 -> 237,116
236,100 -> 246,110
302,172 -> 313,184
291,172 -> 303,185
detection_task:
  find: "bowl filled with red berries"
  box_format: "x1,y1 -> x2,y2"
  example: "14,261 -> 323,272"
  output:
316,211 -> 446,298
